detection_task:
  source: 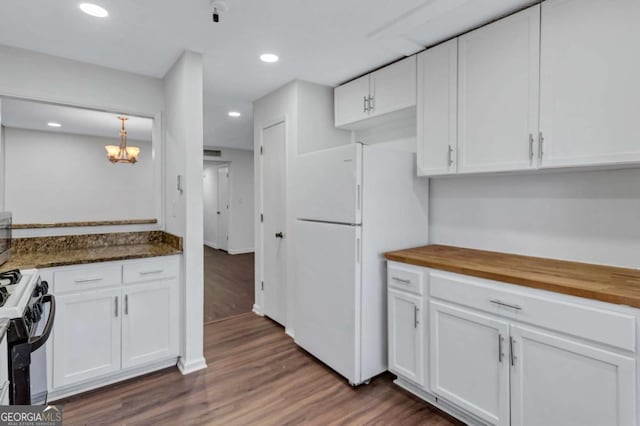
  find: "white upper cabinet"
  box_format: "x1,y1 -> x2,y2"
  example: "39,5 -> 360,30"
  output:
539,0 -> 640,168
369,56 -> 417,119
334,56 -> 416,129
457,5 -> 540,174
334,74 -> 370,128
417,39 -> 458,176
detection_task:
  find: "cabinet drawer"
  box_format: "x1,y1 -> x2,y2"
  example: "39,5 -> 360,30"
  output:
54,264 -> 122,293
429,270 -> 637,352
123,257 -> 179,284
388,264 -> 424,295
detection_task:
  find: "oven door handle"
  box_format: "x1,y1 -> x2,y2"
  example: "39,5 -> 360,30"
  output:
29,294 -> 56,352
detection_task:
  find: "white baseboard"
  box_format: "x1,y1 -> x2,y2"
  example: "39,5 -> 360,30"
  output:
177,356 -> 208,375
228,248 -> 255,255
204,241 -> 218,249
252,304 -> 264,316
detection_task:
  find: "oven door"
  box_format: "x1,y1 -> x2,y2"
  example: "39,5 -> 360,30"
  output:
10,294 -> 56,405
30,294 -> 55,404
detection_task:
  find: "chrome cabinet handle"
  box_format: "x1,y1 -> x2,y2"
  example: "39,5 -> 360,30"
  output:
368,95 -> 375,112
490,299 -> 522,310
115,296 -> 118,317
538,131 -> 544,160
363,96 -> 369,112
275,232 -> 284,239
140,270 -> 163,275
75,277 -> 103,283
414,305 -> 419,328
125,295 -> 129,315
529,133 -> 534,161
498,334 -> 505,363
510,336 -> 516,366
391,277 -> 411,284
447,145 -> 454,166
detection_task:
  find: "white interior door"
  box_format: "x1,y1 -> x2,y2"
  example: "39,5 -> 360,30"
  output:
216,166 -> 229,251
261,121 -> 286,325
294,219 -> 361,384
510,325 -> 637,426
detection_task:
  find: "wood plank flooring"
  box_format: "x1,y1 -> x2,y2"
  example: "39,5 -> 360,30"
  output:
204,245 -> 254,323
58,313 -> 459,425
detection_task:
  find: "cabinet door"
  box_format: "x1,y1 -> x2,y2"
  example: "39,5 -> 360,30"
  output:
370,56 -> 417,119
53,288 -> 121,388
458,5 -> 540,173
510,325 -> 636,426
334,74 -> 370,127
417,39 -> 458,176
539,0 -> 640,168
430,300 -> 510,426
388,290 -> 424,386
122,280 -> 179,368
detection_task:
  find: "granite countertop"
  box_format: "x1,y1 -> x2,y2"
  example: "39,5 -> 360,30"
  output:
0,319 -> 9,341
385,244 -> 640,308
1,243 -> 181,272
1,231 -> 182,272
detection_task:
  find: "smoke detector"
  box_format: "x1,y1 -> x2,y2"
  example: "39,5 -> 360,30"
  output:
211,0 -> 229,23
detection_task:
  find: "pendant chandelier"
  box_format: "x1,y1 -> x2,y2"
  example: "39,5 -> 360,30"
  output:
105,116 -> 140,164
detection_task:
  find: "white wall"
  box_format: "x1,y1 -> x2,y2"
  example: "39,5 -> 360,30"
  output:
0,45 -> 163,115
253,80 -> 351,333
4,127 -> 153,223
163,51 -> 206,374
430,168 -> 640,269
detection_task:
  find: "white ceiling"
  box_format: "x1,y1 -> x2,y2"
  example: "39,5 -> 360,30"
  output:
0,0 -> 535,151
1,98 -> 153,141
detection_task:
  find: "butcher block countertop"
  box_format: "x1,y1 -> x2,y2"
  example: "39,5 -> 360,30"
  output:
385,245 -> 640,309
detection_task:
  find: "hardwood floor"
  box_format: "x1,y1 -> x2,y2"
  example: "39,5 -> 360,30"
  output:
204,245 -> 254,323
59,314 -> 459,425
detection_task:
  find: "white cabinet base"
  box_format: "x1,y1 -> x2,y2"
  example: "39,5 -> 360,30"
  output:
48,357 -> 178,403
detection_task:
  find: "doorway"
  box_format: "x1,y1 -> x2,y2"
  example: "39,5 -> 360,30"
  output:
260,121 -> 287,326
202,154 -> 255,324
216,166 -> 230,251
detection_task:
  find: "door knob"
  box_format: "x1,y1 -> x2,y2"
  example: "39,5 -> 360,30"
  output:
275,232 -> 284,239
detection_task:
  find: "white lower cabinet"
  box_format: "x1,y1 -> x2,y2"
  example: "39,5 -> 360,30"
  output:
430,301 -> 510,425
49,256 -> 181,397
122,281 -> 179,369
510,325 -> 636,426
388,290 -> 424,386
53,288 -> 121,388
387,261 -> 639,426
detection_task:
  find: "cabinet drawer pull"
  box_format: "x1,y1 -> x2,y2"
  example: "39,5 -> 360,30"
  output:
538,131 -> 545,160
125,294 -> 129,315
392,277 -> 411,285
490,299 -> 522,311
414,306 -> 419,328
498,334 -> 505,363
115,296 -> 119,317
140,270 -> 163,276
363,96 -> 369,112
447,145 -> 454,166
74,277 -> 103,283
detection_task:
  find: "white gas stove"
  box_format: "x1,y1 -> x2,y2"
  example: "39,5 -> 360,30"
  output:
0,269 -> 42,320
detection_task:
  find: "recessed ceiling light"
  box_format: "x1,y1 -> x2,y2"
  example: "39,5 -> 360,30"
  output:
79,3 -> 109,18
47,122 -> 62,128
228,111 -> 241,117
260,53 -> 279,63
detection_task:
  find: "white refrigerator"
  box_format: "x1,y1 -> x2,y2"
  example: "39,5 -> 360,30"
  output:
294,143 -> 428,385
